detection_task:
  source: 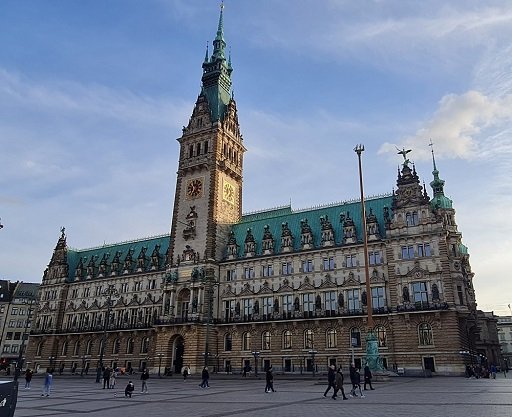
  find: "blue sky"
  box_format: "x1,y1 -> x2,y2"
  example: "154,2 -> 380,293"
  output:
1,0 -> 511,315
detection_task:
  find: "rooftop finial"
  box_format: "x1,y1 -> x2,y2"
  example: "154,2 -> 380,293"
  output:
217,2 -> 225,41
429,138 -> 437,171
204,41 -> 209,63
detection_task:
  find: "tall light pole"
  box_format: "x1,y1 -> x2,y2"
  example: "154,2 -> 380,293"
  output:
308,349 -> 318,377
251,351 -> 260,376
354,145 -> 382,372
156,353 -> 164,378
95,285 -> 119,383
203,264 -> 217,368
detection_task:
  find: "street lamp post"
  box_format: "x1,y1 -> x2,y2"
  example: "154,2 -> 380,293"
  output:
95,285 -> 119,383
354,144 -> 383,372
48,356 -> 55,370
156,353 -> 164,378
251,351 -> 260,377
308,350 -> 318,377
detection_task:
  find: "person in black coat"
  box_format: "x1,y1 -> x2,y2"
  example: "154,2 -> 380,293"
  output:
323,365 -> 337,398
200,366 -> 210,388
102,367 -> 111,389
265,366 -> 275,393
124,381 -> 135,398
364,365 -> 375,390
333,367 -> 348,400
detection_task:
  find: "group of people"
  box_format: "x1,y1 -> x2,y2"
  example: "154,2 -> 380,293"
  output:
323,363 -> 374,400
466,363 -> 507,379
102,367 -> 117,389
124,368 -> 149,397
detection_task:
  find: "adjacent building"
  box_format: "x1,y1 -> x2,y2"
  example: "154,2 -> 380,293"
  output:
0,281 -> 39,371
27,8 -> 486,376
497,315 -> 512,370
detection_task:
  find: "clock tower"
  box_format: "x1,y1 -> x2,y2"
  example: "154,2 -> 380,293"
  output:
168,5 -> 245,266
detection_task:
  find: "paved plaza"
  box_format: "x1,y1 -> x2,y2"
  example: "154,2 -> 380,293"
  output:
12,373 -> 512,417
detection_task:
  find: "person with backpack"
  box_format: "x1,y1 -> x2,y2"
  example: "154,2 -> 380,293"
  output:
140,368 -> 149,393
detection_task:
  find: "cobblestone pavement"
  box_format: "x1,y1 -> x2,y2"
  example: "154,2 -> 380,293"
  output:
13,374 -> 512,417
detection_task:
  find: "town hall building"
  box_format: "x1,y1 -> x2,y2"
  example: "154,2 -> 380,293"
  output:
26,7 -> 484,377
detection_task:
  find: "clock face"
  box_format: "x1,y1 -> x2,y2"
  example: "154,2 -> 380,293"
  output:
223,181 -> 235,204
186,178 -> 203,199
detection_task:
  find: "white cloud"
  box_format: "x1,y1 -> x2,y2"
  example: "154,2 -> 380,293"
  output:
379,90 -> 512,161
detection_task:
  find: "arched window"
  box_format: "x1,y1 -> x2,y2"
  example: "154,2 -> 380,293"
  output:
283,330 -> 292,349
196,142 -> 201,155
141,337 -> 150,354
73,341 -> 81,356
113,338 -> 120,354
412,211 -> 419,225
262,331 -> 271,350
188,144 -> 193,158
61,341 -> 68,356
326,329 -> 337,348
242,332 -> 251,351
350,327 -> 361,347
304,329 -> 314,349
375,326 -> 387,347
85,340 -> 93,355
36,341 -> 44,357
418,323 -> 433,346
224,334 -> 232,351
126,338 -> 134,354
98,339 -> 104,355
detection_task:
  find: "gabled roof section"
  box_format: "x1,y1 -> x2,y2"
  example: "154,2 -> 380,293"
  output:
228,195 -> 392,258
67,234 -> 170,283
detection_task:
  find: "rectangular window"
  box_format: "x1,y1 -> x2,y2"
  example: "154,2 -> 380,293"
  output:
2,345 -> 9,353
95,286 -> 103,296
120,283 -> 128,292
13,332 -> 21,340
401,245 -> 414,259
347,289 -> 360,312
323,257 -> 335,271
262,297 -> 273,316
457,285 -> 464,305
324,291 -> 337,313
226,269 -> 236,281
371,287 -> 385,309
303,293 -> 314,313
83,288 -> 90,297
11,308 -> 18,315
369,251 -> 382,266
244,267 -> 254,279
224,300 -> 235,321
243,299 -> 252,317
412,282 -> 428,303
282,295 -> 293,313
345,255 -> 357,268
8,320 -> 15,327
11,345 -> 18,353
262,265 -> 273,277
302,259 -> 313,272
417,243 -> 431,257
281,262 -> 293,275
5,332 -> 12,340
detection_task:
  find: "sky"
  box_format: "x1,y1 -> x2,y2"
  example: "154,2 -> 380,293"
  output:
1,0 -> 511,316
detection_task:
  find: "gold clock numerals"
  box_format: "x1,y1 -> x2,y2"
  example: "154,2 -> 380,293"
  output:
223,181 -> 235,204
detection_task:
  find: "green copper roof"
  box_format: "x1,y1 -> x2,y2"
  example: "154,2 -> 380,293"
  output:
66,234 -> 170,282
459,243 -> 469,255
201,4 -> 232,122
429,145 -> 452,210
228,195 -> 393,257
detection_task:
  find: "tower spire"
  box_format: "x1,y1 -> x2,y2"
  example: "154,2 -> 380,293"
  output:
201,3 -> 232,122
429,139 -> 453,209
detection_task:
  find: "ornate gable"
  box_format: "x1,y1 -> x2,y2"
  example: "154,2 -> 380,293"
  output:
257,281 -> 273,295
261,225 -> 274,255
297,276 -> 315,291
318,274 -> 337,289
342,271 -> 360,287
222,284 -> 236,297
276,278 -> 294,293
239,282 -> 254,296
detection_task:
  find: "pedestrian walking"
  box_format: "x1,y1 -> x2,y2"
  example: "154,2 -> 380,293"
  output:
333,367 -> 348,400
182,366 -> 189,381
124,381 -> 135,398
323,365 -> 337,398
102,367 -> 111,389
349,364 -> 358,397
242,364 -> 250,377
140,368 -> 149,393
351,368 -> 364,398
24,368 -> 33,390
265,366 -> 275,393
364,364 -> 375,390
199,366 -> 210,388
41,368 -> 53,397
490,364 -> 497,379
109,369 -> 117,389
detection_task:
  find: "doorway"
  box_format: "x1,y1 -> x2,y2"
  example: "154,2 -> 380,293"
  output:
173,336 -> 185,374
